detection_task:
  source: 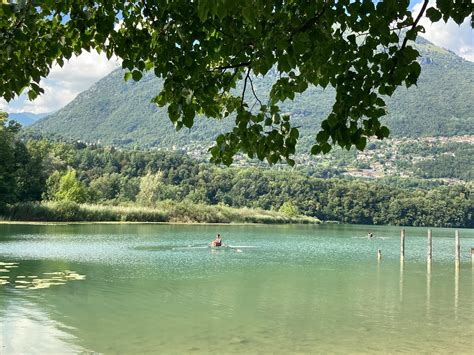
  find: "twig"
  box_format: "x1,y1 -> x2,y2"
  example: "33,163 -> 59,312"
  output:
241,66 -> 251,106
354,23 -> 412,38
388,0 -> 429,79
13,0 -> 32,30
248,75 -> 263,107
213,61 -> 252,71
289,1 -> 328,42
400,0 -> 429,51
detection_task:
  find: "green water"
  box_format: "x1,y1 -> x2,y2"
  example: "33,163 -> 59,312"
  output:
0,223 -> 473,354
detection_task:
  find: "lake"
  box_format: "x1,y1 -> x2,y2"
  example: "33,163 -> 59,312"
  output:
0,223 -> 473,354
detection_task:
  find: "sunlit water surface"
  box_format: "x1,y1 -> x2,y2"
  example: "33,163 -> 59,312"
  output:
0,224 -> 473,354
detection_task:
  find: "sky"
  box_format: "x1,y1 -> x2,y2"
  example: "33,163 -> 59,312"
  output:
1,0 -> 473,114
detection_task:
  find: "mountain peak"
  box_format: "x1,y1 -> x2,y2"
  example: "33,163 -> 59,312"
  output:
31,39 -> 474,151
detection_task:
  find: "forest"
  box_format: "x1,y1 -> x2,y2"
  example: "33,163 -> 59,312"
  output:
1,114 -> 472,228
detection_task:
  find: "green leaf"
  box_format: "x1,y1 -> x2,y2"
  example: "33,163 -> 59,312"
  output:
355,137 -> 367,150
168,102 -> 180,122
132,70 -> 142,81
311,145 -> 322,155
321,143 -> 332,154
436,0 -> 451,17
377,126 -> 390,139
316,131 -> 329,144
124,72 -> 132,81
27,89 -> 38,101
183,105 -> 195,128
426,7 -> 442,22
197,1 -> 210,22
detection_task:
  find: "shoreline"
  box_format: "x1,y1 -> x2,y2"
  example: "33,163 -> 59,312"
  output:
0,220 -> 321,226
2,221 -> 472,230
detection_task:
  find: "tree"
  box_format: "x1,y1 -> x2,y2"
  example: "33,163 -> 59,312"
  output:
1,1 -> 472,165
137,172 -> 165,206
0,111 -> 45,207
0,112 -> 21,209
89,173 -> 122,202
279,201 -> 299,218
50,169 -> 88,203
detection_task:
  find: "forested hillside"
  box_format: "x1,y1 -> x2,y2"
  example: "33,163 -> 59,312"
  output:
31,37 -> 474,151
2,114 -> 473,227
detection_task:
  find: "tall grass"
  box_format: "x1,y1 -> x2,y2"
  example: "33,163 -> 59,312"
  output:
3,201 -> 320,224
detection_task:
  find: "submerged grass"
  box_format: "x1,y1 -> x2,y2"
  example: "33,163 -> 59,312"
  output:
2,201 -> 320,224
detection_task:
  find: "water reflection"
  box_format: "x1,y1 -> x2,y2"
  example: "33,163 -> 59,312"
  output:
426,263 -> 432,317
0,298 -> 84,353
454,264 -> 460,319
399,261 -> 404,303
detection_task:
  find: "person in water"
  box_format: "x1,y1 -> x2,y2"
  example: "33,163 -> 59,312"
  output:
210,234 -> 223,247
368,232 -> 374,239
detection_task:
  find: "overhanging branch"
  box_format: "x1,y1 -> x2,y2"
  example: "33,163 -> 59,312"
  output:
400,0 -> 429,50
241,66 -> 251,106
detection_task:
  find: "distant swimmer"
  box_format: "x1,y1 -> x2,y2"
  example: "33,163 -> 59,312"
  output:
210,234 -> 223,247
368,232 -> 374,240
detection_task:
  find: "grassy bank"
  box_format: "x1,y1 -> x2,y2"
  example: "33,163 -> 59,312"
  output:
2,201 -> 320,224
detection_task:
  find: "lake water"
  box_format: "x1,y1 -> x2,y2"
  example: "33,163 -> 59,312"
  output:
0,223 -> 473,354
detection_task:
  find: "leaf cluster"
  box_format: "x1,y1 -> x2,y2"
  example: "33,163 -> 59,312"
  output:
1,1 -> 472,164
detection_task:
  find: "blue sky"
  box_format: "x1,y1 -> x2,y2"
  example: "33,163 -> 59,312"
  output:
1,0 -> 472,114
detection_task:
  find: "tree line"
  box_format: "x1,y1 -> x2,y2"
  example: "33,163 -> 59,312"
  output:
1,115 -> 472,227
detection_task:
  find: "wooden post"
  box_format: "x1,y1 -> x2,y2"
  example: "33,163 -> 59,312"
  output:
471,248 -> 474,264
400,229 -> 405,262
427,229 -> 432,264
455,230 -> 460,263
377,249 -> 382,261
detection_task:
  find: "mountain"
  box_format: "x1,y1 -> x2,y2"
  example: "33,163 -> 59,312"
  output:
10,112 -> 49,126
31,37 -> 474,151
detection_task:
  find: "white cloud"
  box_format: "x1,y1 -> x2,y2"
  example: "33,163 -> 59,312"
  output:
1,50 -> 120,114
8,83 -> 77,114
412,0 -> 474,62
0,100 -> 8,112
48,51 -> 121,91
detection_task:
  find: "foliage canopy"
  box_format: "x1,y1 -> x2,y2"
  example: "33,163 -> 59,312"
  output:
1,0 -> 472,164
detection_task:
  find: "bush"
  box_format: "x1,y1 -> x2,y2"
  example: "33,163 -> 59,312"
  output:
52,201 -> 82,221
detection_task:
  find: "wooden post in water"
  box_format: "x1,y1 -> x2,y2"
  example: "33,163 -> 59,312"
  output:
455,230 -> 460,266
400,229 -> 405,262
471,248 -> 474,264
427,229 -> 432,264
377,249 -> 382,262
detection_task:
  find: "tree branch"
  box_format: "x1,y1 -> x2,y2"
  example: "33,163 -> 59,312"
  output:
400,0 -> 429,50
289,1 -> 328,42
249,75 -> 263,107
388,0 -> 429,80
212,61 -> 252,71
13,0 -> 32,30
241,66 -> 251,106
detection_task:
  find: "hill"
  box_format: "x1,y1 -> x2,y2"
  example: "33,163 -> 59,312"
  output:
9,112 -> 49,126
31,37 -> 474,151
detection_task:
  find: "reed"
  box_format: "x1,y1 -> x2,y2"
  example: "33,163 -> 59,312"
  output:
3,201 -> 320,224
